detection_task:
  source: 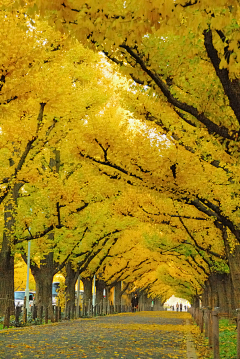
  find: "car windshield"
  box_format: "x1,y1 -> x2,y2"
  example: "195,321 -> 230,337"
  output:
14,292 -> 34,300
14,292 -> 25,300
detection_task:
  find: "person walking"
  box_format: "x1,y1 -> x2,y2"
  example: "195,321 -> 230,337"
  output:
176,302 -> 179,312
131,293 -> 139,312
180,303 -> 182,312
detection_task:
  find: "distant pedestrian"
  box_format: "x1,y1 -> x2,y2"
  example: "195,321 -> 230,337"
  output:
131,293 -> 139,312
151,300 -> 154,311
172,305 -> 174,311
176,302 -> 179,312
180,303 -> 182,312
184,305 -> 187,311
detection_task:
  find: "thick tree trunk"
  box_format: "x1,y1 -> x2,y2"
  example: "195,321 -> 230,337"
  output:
208,274 -> 219,308
95,280 -> 105,304
0,184 -> 21,315
114,281 -> 122,306
31,252 -> 54,318
226,274 -> 236,310
30,151 -> 60,317
82,277 -> 92,304
0,249 -> 14,316
202,276 -> 215,308
216,273 -> 235,312
201,284 -> 208,307
202,278 -> 215,308
223,228 -> 240,308
65,262 -> 77,312
202,272 -> 235,312
226,249 -> 240,309
192,295 -> 200,308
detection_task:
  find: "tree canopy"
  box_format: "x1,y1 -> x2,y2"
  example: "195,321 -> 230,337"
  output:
1,0 -> 240,308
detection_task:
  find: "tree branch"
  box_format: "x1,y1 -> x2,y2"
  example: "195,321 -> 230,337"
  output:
120,44 -> 236,140
204,28 -> 240,127
17,224 -> 54,244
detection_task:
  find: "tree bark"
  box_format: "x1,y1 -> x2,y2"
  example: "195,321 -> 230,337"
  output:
114,281 -> 122,306
65,262 -> 77,312
96,279 -> 105,304
222,228 -> 240,308
202,272 -> 236,312
0,249 -> 14,316
209,274 -> 219,308
215,273 -> 234,312
82,277 -> 92,303
0,183 -> 21,315
31,252 -> 54,318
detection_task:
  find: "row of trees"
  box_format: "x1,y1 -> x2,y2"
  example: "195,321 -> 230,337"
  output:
1,0 -> 240,315
33,0 -> 240,310
0,6 -> 181,315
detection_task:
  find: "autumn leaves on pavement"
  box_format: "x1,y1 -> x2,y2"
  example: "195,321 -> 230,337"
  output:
0,311 -> 203,359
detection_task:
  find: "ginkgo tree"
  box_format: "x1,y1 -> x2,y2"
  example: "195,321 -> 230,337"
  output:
0,11 -> 72,313
0,6 -> 121,314
97,186 -> 227,302
61,82 -> 230,304
3,0 -> 240,310
14,72 -> 143,313
27,0 -> 240,306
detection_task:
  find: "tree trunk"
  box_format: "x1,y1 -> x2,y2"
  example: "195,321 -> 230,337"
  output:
223,228 -> 240,308
0,184 -> 21,315
227,248 -> 240,308
0,249 -> 14,316
202,272 -> 236,312
31,150 -> 60,317
201,284 -> 208,308
209,274 -> 219,308
96,280 -> 105,304
65,262 -> 77,312
192,295 -> 200,308
216,273 -> 235,312
31,252 -> 54,318
114,282 -> 122,306
82,277 -> 92,303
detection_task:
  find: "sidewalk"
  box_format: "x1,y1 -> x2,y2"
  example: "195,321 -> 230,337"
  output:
0,311 -> 199,358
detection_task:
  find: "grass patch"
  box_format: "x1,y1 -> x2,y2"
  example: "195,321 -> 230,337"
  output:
196,318 -> 237,359
217,318 -> 237,359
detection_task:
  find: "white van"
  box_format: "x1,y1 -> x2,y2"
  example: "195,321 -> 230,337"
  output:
14,291 -> 35,308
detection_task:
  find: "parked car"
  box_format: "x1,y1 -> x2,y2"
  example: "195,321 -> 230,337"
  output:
14,291 -> 35,308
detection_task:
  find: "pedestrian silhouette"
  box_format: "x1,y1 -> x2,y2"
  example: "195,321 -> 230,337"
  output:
131,293 -> 138,312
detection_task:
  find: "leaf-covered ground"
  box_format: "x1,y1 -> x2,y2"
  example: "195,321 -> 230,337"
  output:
0,311 -> 203,358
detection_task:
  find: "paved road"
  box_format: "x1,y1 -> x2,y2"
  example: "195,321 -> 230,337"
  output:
0,311 -> 197,358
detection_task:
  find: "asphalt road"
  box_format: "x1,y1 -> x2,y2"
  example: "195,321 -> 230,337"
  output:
0,311 -> 196,358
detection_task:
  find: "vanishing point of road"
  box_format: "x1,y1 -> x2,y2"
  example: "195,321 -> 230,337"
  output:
0,311 -> 198,358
